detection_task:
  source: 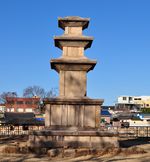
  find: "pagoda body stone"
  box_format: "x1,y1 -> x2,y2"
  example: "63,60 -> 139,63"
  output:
28,16 -> 119,150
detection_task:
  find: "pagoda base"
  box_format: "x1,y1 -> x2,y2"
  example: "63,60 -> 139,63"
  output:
44,97 -> 103,128
28,129 -> 119,149
28,97 -> 119,150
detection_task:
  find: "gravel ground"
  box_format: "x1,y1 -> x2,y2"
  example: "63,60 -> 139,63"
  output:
0,136 -> 150,162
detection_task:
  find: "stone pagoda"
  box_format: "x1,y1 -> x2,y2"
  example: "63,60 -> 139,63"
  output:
29,16 -> 118,150
45,16 -> 103,129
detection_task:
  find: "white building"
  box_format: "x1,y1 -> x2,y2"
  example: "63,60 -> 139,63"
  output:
118,96 -> 134,104
117,96 -> 150,108
0,104 -> 5,113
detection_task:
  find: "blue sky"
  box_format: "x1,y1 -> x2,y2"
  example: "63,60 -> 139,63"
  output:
0,0 -> 150,105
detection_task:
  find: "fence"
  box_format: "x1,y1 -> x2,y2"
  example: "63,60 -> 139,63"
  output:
1,125 -> 150,137
0,125 -> 44,136
117,126 -> 150,138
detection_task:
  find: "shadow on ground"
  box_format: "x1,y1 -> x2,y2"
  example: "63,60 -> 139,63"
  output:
119,137 -> 150,148
0,135 -> 28,145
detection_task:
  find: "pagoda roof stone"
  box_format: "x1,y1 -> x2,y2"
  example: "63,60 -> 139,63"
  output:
58,16 -> 90,30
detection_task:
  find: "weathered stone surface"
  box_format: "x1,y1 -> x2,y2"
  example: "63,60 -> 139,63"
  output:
78,105 -> 84,127
29,130 -> 119,136
64,27 -> 82,35
51,105 -> 61,125
58,16 -> 90,30
28,129 -> 119,149
44,97 -> 103,128
64,71 -> 86,97
84,106 -> 95,127
44,97 -> 103,105
47,149 -> 62,157
54,35 -> 93,50
75,148 -> 90,157
61,105 -> 68,126
67,105 -> 76,126
44,101 -> 102,127
51,58 -> 96,73
62,47 -> 84,57
45,104 -> 51,127
18,142 -> 29,154
0,145 -> 19,154
95,105 -> 100,127
63,149 -> 75,157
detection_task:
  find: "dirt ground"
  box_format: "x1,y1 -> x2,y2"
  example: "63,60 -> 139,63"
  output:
0,136 -> 150,162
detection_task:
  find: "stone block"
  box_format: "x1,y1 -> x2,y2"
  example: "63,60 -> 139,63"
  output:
78,105 -> 84,127
90,136 -> 119,148
95,105 -> 100,127
64,136 -> 77,142
59,71 -> 65,96
45,104 -> 50,127
63,47 -> 84,57
18,142 -> 29,154
51,105 -> 61,125
64,136 -> 78,148
75,148 -> 90,157
63,149 -> 75,157
65,71 -> 86,97
84,106 -> 95,127
61,105 -> 68,125
67,105 -> 76,126
47,149 -> 62,157
1,145 -> 19,154
64,27 -> 82,35
78,136 -> 90,143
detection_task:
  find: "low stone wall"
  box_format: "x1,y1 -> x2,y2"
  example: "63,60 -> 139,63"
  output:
28,129 -> 119,149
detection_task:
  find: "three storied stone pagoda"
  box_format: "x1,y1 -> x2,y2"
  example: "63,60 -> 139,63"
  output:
29,16 -> 118,150
45,16 -> 103,129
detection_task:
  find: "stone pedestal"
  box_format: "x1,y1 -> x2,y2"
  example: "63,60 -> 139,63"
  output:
29,130 -> 119,149
44,98 -> 102,128
28,16 -> 119,150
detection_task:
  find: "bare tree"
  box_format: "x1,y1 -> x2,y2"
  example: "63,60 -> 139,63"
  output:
23,85 -> 57,114
0,92 -> 17,104
46,87 -> 58,98
23,86 -> 46,98
23,85 -> 57,99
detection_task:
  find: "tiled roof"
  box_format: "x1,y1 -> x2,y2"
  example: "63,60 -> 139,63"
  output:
4,112 -> 44,126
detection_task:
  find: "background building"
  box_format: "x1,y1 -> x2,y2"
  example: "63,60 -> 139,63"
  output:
118,96 -> 150,108
101,109 -> 111,124
5,97 -> 40,113
116,96 -> 150,112
0,104 -> 5,113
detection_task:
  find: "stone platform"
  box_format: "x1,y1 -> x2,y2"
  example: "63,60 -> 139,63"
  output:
28,128 -> 119,149
28,97 -> 119,150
